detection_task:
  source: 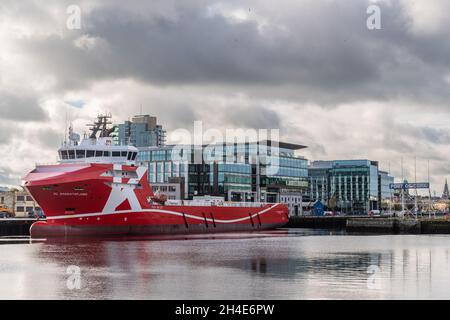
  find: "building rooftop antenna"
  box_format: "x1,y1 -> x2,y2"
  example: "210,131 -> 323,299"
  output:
64,107 -> 68,146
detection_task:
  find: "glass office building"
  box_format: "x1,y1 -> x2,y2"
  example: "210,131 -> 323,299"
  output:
137,141 -> 309,203
308,160 -> 394,214
378,170 -> 394,202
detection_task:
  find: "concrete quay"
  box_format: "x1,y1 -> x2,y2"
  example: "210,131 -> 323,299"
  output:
288,215 -> 450,234
0,219 -> 36,236
2,216 -> 450,237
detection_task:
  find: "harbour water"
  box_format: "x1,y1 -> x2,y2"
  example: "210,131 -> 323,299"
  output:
1,229 -> 450,300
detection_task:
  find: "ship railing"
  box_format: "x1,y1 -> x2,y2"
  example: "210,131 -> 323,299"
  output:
165,200 -> 273,207
35,162 -> 59,166
222,202 -> 273,207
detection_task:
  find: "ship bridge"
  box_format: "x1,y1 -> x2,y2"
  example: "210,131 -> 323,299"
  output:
58,114 -> 138,165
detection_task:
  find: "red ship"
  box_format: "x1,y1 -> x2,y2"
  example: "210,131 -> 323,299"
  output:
22,115 -> 288,237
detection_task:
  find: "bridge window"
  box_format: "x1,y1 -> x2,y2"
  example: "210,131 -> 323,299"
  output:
127,152 -> 132,160
94,150 -> 102,157
103,151 -> 111,157
121,151 -> 127,157
76,150 -> 85,159
131,152 -> 137,160
68,150 -> 75,159
112,151 -> 121,157
86,150 -> 95,158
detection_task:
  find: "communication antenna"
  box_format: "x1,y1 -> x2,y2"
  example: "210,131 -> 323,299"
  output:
401,157 -> 405,218
414,156 -> 418,219
64,107 -> 68,146
427,160 -> 434,218
388,160 -> 392,216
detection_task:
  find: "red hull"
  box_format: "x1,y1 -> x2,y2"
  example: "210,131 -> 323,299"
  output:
30,206 -> 287,237
23,163 -> 288,238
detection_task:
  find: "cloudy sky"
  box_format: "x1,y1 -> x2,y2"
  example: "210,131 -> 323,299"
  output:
1,0 -> 450,194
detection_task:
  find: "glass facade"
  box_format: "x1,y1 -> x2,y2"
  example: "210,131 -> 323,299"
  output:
379,171 -> 394,200
308,160 -> 394,214
138,141 -> 309,201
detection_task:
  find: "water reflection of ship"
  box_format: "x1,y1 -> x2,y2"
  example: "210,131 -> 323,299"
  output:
26,237 -> 450,299
251,258 -> 267,274
28,231 -> 291,298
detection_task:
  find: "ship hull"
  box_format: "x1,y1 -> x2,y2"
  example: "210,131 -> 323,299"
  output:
23,163 -> 289,238
30,219 -> 285,238
30,206 -> 288,238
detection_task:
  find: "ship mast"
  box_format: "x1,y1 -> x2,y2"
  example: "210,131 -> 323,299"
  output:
86,113 -> 116,139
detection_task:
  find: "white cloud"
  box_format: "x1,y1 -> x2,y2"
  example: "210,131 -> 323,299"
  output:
400,0 -> 450,36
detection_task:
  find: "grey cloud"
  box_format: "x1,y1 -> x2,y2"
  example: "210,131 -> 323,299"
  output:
0,165 -> 20,186
158,104 -> 199,130
0,90 -> 48,122
387,122 -> 450,146
0,128 -> 13,146
303,142 -> 327,158
411,127 -> 450,145
35,128 -> 62,149
223,105 -> 281,129
11,0 -> 450,106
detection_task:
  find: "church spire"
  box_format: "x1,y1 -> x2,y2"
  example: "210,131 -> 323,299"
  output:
442,179 -> 449,200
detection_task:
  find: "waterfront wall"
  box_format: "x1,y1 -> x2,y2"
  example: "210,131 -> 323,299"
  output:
287,216 -> 450,234
0,219 -> 35,236
2,216 -> 450,237
420,219 -> 450,234
286,216 -> 350,229
346,218 -> 421,234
